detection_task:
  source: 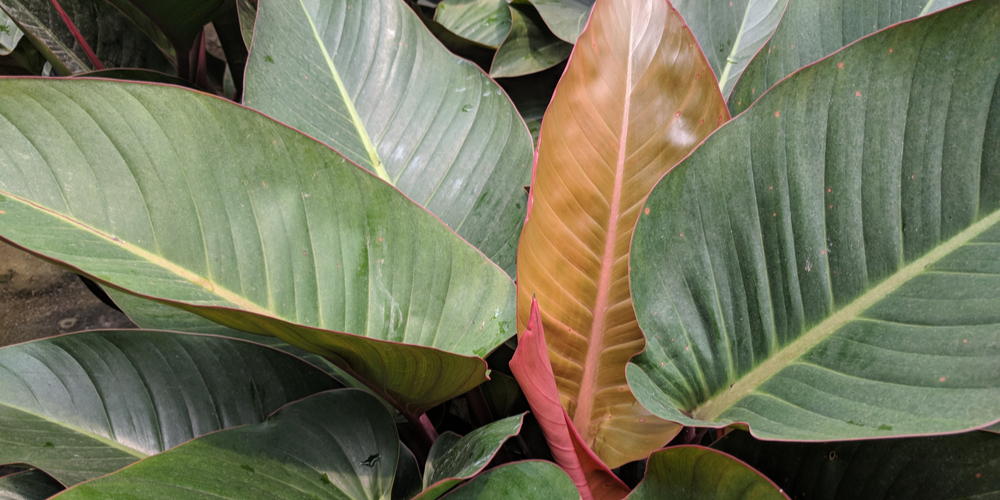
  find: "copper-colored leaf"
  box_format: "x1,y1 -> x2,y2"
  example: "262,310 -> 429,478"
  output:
515,0 -> 728,466
510,297 -> 629,500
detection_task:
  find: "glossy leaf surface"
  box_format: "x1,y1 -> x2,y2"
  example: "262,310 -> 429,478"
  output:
729,0 -> 970,114
715,430 -> 1000,499
509,298 -> 629,500
490,1 -> 572,78
0,470 -> 63,500
0,0 -> 171,74
57,390 -> 398,500
103,288 -> 397,411
0,79 -> 516,417
526,0 -> 592,43
515,0 -> 727,466
243,0 -> 533,274
418,414 -> 524,500
628,1 -> 1000,440
672,0 -> 788,97
435,0 -> 511,49
0,330 -> 338,485
440,461 -> 581,500
626,446 -> 788,500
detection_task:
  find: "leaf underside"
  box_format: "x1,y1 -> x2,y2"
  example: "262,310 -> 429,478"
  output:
628,1 -> 1000,440
515,0 -> 727,466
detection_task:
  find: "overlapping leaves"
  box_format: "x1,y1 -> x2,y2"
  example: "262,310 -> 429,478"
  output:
0,79 -> 515,418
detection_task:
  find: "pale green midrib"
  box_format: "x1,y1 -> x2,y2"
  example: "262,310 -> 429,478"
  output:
693,206 -> 1000,421
716,3 -> 753,93
3,190 -> 272,317
1,403 -> 147,459
919,0 -> 939,16
297,0 -> 389,183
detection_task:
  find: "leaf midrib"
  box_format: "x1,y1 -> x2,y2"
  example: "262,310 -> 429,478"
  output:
297,0 -> 389,183
694,206 -> 1000,421
1,403 -> 148,460
2,189 -> 271,317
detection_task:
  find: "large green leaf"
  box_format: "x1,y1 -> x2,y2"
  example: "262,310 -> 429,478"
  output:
714,430 -> 1000,499
434,0 -> 511,49
0,470 -> 63,500
627,0 -> 1000,440
417,414 -> 524,500
728,0 -> 970,114
102,288 -> 398,412
243,0 -> 533,275
437,461 -> 581,500
671,0 -> 788,98
56,390 -> 399,499
489,1 -> 572,79
0,0 -> 171,75
626,446 -> 788,500
525,0 -> 592,44
0,330 -> 339,485
515,0 -> 726,467
0,79 -> 516,418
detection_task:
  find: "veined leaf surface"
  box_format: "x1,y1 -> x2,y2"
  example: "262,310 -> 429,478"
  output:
438,461 -> 581,500
628,1 -> 1000,440
490,1 -> 572,79
525,0 -> 592,44
56,390 -> 399,500
435,0 -> 511,49
728,0 -> 971,114
515,0 -> 728,466
243,0 -> 533,274
626,446 -> 788,500
0,330 -> 339,485
0,79 -> 516,418
671,0 -> 788,98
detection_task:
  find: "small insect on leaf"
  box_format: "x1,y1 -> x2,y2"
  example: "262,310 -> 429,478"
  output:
265,55 -> 274,63
361,453 -> 381,467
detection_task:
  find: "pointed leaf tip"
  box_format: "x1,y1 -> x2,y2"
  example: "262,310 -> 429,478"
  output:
510,298 -> 628,500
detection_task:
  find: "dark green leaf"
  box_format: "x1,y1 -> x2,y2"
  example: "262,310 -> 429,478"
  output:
435,0 -> 511,49
56,390 -> 398,499
393,444 -> 423,500
0,330 -> 339,485
714,430 -> 1000,499
102,0 -> 223,57
439,461 -> 579,499
418,414 -> 524,500
0,79 -> 515,417
490,1 -> 571,78
236,0 -> 256,50
729,0 -> 971,114
626,446 -> 788,500
0,470 -> 64,500
628,0 -> 1000,440
243,0 -> 533,275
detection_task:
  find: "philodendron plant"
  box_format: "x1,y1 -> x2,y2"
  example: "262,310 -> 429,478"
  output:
1,0 -> 999,498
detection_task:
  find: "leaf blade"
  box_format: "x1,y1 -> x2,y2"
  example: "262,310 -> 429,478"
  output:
628,0 -> 1000,439
0,79 -> 516,417
515,0 -> 727,466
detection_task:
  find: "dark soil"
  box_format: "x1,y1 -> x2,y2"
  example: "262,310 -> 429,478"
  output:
0,240 -> 136,348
